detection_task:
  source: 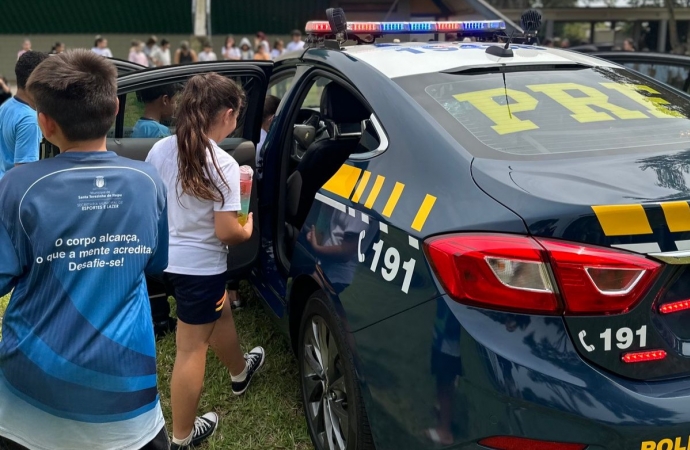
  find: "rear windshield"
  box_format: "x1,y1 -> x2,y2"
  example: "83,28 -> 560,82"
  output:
394,66 -> 690,158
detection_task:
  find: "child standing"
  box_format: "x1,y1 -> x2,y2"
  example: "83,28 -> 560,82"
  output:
146,73 -> 265,450
0,50 -> 169,449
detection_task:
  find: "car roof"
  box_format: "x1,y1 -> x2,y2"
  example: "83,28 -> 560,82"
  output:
338,42 -> 620,79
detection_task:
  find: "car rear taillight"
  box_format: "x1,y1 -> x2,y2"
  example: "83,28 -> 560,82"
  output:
425,234 -> 559,314
537,239 -> 661,315
479,436 -> 587,450
424,234 -> 662,315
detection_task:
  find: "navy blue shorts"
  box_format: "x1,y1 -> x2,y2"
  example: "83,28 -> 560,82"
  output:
167,272 -> 228,325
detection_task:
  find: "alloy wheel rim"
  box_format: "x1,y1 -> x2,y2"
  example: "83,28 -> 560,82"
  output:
303,316 -> 349,450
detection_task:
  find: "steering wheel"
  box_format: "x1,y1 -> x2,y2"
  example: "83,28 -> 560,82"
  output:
291,109 -> 328,162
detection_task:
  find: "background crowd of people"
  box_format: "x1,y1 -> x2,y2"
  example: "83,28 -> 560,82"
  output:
11,30 -> 306,68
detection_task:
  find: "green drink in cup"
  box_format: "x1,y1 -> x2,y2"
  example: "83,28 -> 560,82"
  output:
238,165 -> 253,226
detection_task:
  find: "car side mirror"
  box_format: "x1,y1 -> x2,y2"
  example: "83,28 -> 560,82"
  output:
294,124 -> 316,149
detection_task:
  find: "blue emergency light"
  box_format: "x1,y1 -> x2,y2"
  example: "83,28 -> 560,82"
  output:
305,20 -> 506,35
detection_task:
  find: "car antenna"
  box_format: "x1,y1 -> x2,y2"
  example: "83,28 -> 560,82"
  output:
485,9 -> 542,58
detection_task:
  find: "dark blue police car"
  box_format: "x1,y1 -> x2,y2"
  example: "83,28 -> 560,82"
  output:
99,10 -> 690,450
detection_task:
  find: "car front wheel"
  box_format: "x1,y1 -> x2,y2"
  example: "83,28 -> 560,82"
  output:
298,291 -> 375,450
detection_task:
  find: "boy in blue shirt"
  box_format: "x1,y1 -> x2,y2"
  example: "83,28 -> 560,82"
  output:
0,51 -> 49,179
131,84 -> 180,138
0,50 -> 169,450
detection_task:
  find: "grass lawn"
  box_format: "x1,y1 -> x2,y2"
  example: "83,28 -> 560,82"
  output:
0,285 -> 313,449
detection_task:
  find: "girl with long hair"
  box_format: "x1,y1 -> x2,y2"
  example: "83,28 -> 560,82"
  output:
146,73 -> 265,450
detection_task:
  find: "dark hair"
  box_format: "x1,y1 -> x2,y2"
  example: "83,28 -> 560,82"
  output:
175,73 -> 246,204
94,36 -> 104,47
26,50 -> 117,142
15,51 -> 49,89
256,31 -> 266,39
136,83 -> 182,103
146,36 -> 158,46
161,38 -> 170,46
263,95 -> 280,121
291,29 -> 301,37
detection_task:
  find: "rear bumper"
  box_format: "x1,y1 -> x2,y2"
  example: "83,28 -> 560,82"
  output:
352,296 -> 690,450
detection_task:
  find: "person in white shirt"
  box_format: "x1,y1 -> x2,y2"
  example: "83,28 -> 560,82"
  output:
286,30 -> 305,52
146,73 -> 265,450
270,39 -> 285,59
151,39 -> 172,66
198,44 -> 218,62
91,36 -> 113,58
143,35 -> 159,67
222,35 -> 241,60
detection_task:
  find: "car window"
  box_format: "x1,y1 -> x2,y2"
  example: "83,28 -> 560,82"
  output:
268,73 -> 295,99
291,76 -> 385,156
395,66 -> 690,159
114,74 -> 261,139
621,62 -> 690,93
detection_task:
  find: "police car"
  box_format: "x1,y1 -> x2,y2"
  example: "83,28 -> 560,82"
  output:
104,9 -> 690,450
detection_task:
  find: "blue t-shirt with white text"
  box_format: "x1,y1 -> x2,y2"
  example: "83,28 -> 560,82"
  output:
0,151 -> 168,450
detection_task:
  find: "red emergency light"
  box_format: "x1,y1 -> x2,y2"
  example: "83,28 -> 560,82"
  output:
622,350 -> 667,363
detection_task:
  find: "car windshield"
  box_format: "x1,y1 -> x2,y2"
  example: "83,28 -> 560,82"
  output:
394,66 -> 690,159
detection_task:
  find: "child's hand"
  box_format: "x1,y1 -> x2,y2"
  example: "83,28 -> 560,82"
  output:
242,213 -> 253,240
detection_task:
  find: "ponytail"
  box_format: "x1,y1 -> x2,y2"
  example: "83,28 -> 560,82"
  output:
175,73 -> 246,204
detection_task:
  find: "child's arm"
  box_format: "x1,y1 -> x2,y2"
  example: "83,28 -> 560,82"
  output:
214,211 -> 252,245
0,222 -> 20,297
307,226 -> 360,263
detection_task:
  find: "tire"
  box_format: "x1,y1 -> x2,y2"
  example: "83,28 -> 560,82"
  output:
298,291 -> 375,450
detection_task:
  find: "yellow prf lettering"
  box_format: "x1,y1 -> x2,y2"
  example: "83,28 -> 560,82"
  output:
600,83 -> 685,119
453,88 -> 538,135
527,83 -> 648,123
641,441 -> 656,450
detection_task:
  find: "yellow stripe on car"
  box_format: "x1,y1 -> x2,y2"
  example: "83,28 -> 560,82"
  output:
412,195 -> 437,232
322,165 -> 362,199
351,170 -> 371,203
592,204 -> 653,236
382,182 -> 405,218
660,201 -> 690,233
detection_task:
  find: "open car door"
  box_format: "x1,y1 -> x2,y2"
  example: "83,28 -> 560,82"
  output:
108,57 -> 147,76
111,62 -> 272,283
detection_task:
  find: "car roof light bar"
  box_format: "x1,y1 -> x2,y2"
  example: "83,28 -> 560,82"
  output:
305,20 -> 506,35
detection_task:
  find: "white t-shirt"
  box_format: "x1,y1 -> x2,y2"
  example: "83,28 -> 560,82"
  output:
198,51 -> 218,62
222,46 -> 241,60
286,40 -> 305,52
152,47 -> 171,66
91,47 -> 113,58
146,136 -> 241,276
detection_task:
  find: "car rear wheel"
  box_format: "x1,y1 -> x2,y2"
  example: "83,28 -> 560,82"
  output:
298,291 -> 375,450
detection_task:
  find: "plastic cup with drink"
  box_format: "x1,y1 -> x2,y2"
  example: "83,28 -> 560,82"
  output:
238,165 -> 253,226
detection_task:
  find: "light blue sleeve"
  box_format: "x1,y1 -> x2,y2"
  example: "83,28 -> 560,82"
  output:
13,116 -> 41,164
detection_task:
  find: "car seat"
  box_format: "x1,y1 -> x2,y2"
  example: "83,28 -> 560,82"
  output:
285,83 -> 370,235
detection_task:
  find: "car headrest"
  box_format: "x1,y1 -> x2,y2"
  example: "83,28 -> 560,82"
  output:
320,83 -> 370,124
